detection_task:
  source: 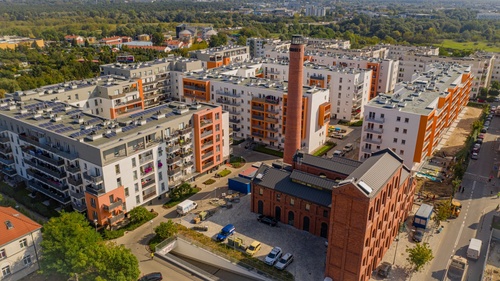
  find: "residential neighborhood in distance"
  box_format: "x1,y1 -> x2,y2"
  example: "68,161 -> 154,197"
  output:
1,1 -> 500,281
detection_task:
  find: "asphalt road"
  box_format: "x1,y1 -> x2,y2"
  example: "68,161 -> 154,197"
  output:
422,108 -> 500,281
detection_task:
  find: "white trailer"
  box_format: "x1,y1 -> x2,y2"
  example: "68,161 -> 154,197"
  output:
466,238 -> 482,260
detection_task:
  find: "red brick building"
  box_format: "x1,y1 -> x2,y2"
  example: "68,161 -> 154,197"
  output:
251,149 -> 415,280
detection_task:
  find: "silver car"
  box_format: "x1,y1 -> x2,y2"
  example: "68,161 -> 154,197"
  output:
264,247 -> 282,265
275,253 -> 294,270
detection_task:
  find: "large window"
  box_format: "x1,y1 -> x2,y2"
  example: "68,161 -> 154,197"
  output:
19,238 -> 28,248
1,265 -> 11,277
0,249 -> 5,259
23,255 -> 32,266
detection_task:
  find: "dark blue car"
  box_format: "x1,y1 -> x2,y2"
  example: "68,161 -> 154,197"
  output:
216,224 -> 235,241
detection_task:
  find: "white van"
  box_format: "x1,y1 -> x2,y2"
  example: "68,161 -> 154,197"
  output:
176,199 -> 198,216
466,238 -> 482,260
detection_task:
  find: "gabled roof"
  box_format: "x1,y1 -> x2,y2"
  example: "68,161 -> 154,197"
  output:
290,170 -> 337,190
296,153 -> 362,176
253,165 -> 332,207
0,207 -> 42,247
346,149 -> 404,198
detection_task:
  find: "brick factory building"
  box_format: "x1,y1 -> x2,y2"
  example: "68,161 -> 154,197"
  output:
251,149 -> 415,281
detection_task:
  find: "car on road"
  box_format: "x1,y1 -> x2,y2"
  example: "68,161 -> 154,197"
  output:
478,133 -> 485,139
246,240 -> 262,256
343,143 -> 354,153
331,133 -> 345,139
377,262 -> 392,278
138,272 -> 163,281
484,125 -> 489,131
257,214 -> 278,226
492,106 -> 497,111
332,150 -> 345,157
275,253 -> 294,270
476,138 -> 483,144
413,229 -> 424,242
265,247 -> 282,265
484,120 -> 491,127
216,224 -> 235,242
481,128 -> 487,133
471,152 -> 479,160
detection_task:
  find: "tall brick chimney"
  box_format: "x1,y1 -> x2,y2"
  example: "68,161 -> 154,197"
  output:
283,35 -> 305,165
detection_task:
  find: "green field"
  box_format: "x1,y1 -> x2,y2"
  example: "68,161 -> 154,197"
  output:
435,39 -> 500,52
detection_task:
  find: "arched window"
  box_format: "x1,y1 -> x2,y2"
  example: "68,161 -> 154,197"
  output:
303,216 -> 310,232
288,211 -> 295,226
257,200 -> 264,214
320,222 -> 328,238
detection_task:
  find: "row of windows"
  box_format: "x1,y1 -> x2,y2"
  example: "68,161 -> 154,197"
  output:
0,238 -> 29,261
1,255 -> 33,277
258,188 -> 328,217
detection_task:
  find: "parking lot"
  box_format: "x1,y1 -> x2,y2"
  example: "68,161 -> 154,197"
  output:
178,194 -> 327,281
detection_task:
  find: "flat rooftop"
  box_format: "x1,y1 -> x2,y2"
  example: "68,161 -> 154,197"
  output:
366,63 -> 471,115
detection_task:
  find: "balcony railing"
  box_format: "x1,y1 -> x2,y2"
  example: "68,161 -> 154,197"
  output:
266,108 -> 280,115
252,132 -> 264,138
227,109 -> 241,115
167,167 -> 181,176
362,137 -> 382,144
27,151 -> 65,167
167,156 -> 181,165
180,127 -> 192,135
71,202 -> 87,212
70,191 -> 85,199
167,145 -> 180,153
200,119 -> 213,127
201,130 -> 213,139
0,156 -> 14,165
266,127 -> 279,133
202,140 -> 213,148
139,154 -> 154,164
217,99 -> 241,106
19,134 -> 78,160
365,116 -> 385,123
85,184 -> 105,196
181,150 -> 193,158
183,161 -> 194,168
252,115 -> 264,121
142,178 -> 156,189
202,150 -> 214,159
216,90 -> 241,98
0,146 -> 12,154
229,118 -> 241,124
202,161 -> 214,170
83,172 -> 103,184
0,137 -> 9,144
184,84 -> 207,92
252,105 -> 265,112
66,165 -> 81,174
27,170 -> 68,191
363,126 -> 384,134
24,158 -> 66,179
103,198 -> 123,212
108,212 -> 125,225
265,117 -> 279,124
143,190 -> 157,201
28,180 -> 70,204
1,167 -> 16,177
179,138 -> 192,146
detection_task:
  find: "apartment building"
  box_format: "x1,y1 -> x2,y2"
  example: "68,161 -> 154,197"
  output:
190,45 -> 250,69
305,5 -> 327,17
181,73 -> 330,153
0,96 -> 228,227
305,38 -> 351,50
246,38 -> 284,59
251,149 -> 415,281
384,44 -> 440,59
360,64 -> 473,169
396,53 -> 494,98
265,45 -> 389,61
0,206 -> 42,281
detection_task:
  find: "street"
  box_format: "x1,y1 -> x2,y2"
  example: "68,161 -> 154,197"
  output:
418,107 -> 500,281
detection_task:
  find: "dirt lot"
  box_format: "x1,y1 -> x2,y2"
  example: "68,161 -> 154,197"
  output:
439,107 -> 483,156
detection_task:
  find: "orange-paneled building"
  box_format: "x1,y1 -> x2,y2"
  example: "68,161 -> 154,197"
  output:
193,107 -> 224,173
183,78 -> 210,102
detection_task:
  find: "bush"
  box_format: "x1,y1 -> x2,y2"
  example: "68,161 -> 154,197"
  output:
203,179 -> 216,185
253,145 -> 284,157
350,119 -> 363,126
102,229 -> 126,240
313,142 -> 336,157
218,169 -> 232,177
232,139 -> 245,146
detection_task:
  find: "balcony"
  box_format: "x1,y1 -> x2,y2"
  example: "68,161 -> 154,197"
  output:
66,165 -> 81,174
202,140 -> 213,149
180,127 -> 192,135
365,116 -> 385,124
229,118 -> 241,124
108,212 -> 125,225
0,156 -> 14,165
265,136 -> 279,142
181,150 -> 193,158
71,202 -> 87,212
252,132 -> 264,138
167,156 -> 181,165
201,130 -> 213,139
217,99 -> 240,106
167,167 -> 181,176
19,134 -> 78,160
363,126 -> 384,134
184,84 -> 207,92
24,158 -> 66,179
252,115 -> 264,121
27,169 -> 68,191
143,190 -> 157,201
252,105 -> 265,112
233,127 -> 241,132
310,74 -> 324,80
216,90 -> 241,98
361,147 -> 373,153
83,172 -> 103,184
180,138 -> 192,146
146,138 -> 163,148
139,154 -> 154,165
266,127 -> 279,133
1,167 -> 16,177
227,109 -> 241,115
265,117 -> 279,124
0,137 -> 9,144
202,161 -> 214,170
141,165 -> 155,176
202,150 -> 214,160
85,184 -> 105,196
70,191 -> 85,199
26,150 -> 65,167
167,145 -> 180,153
267,69 -> 280,75
103,198 -> 123,212
0,146 -> 12,155
28,180 -> 70,204
183,161 -> 194,168
266,108 -> 280,115
363,137 -> 382,144
200,119 -> 213,128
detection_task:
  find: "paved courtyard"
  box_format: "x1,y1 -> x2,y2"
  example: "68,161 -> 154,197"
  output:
178,193 -> 328,281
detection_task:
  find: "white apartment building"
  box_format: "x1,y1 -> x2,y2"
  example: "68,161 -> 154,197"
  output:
246,38 -> 283,59
384,44 -> 440,59
0,207 -> 42,281
190,45 -> 250,69
305,5 -> 327,17
359,64 -> 473,169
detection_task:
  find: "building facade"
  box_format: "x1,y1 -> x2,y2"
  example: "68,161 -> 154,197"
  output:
0,207 -> 42,281
359,64 -> 473,169
190,46 -> 250,69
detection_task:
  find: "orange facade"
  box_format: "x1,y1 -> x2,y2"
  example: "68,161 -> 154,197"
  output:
110,81 -> 144,119
250,97 -> 281,146
183,78 -> 210,101
318,102 -> 332,127
367,62 -> 380,100
85,185 -> 125,226
193,107 -> 224,173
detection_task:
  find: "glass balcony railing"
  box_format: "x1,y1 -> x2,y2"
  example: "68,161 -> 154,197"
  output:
103,198 -> 123,212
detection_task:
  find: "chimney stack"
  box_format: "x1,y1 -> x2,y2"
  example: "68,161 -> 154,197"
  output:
283,35 -> 305,164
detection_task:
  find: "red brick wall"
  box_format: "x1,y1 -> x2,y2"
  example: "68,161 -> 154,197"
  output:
293,162 -> 349,180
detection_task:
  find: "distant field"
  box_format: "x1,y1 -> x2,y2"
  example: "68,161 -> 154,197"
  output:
435,39 -> 500,52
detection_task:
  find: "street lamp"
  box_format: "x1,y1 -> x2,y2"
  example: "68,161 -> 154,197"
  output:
93,219 -> 98,232
150,220 -> 154,235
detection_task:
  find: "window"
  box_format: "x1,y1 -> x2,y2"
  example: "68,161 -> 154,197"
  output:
161,182 -> 165,192
396,116 -> 401,122
305,204 -> 310,211
125,187 -> 129,197
19,238 -> 27,248
259,188 -> 263,195
134,183 -> 139,192
133,171 -> 138,180
395,127 -> 399,132
401,140 -> 406,145
276,193 -> 281,201
393,138 -> 398,143
403,129 -> 407,134
0,249 -> 5,259
290,198 -> 294,206
159,172 -> 163,181
400,150 -> 404,155
23,255 -> 32,266
2,265 -> 11,277
117,177 -> 122,187
90,198 -> 96,208
404,118 -> 409,123
323,210 -> 329,218
136,195 -> 140,204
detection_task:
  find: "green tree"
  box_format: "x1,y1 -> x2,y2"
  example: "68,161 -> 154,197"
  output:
236,35 -> 247,46
40,212 -> 102,278
154,220 -> 177,240
87,243 -> 140,281
406,243 -> 434,272
433,201 -> 452,225
492,81 -> 500,90
209,32 -> 228,47
128,206 -> 154,224
152,32 -> 164,45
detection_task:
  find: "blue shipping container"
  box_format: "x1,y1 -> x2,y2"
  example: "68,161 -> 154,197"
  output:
228,177 -> 251,194
413,203 -> 433,229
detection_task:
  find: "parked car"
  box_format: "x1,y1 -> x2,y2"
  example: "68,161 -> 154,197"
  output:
265,247 -> 283,265
275,253 -> 294,270
495,97 -> 500,102
484,125 -> 490,131
413,229 -> 424,242
481,128 -> 487,133
492,106 -> 497,111
343,143 -> 354,152
216,224 -> 235,242
377,262 -> 393,278
471,152 -> 479,160
331,133 -> 345,139
484,120 -> 491,127
332,150 -> 345,157
138,272 -> 163,281
478,133 -> 485,139
257,214 -> 278,226
476,138 -> 483,144
246,240 -> 262,256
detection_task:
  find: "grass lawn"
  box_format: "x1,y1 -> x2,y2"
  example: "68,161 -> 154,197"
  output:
312,142 -> 336,157
203,179 -> 216,185
217,169 -> 232,177
435,39 -> 500,52
253,145 -> 284,157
